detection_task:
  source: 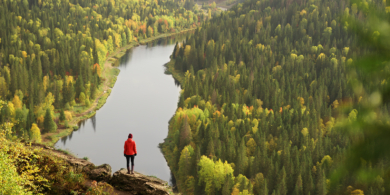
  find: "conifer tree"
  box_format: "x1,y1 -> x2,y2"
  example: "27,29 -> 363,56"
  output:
59,109 -> 65,122
43,108 -> 57,133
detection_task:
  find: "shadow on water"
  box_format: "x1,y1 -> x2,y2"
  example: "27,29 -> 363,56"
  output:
146,32 -> 193,48
170,172 -> 178,192
91,114 -> 97,131
118,48 -> 134,68
59,114 -> 97,145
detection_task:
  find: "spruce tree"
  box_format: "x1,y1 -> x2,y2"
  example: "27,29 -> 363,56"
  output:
43,108 -> 57,133
59,109 -> 65,122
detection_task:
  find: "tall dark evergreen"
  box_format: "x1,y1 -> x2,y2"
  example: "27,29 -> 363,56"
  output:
43,108 -> 57,133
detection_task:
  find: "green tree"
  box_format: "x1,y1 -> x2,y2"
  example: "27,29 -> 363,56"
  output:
43,108 -> 57,133
180,116 -> 192,149
59,109 -> 65,122
79,92 -> 86,105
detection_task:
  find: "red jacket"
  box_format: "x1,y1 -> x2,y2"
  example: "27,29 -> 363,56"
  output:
124,138 -> 137,155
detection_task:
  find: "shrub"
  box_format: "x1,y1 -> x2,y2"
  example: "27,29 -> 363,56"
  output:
65,120 -> 70,128
86,181 -> 116,195
64,111 -> 73,121
0,150 -> 31,195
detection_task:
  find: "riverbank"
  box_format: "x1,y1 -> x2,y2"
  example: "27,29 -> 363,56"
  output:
54,41 -> 184,183
164,60 -> 185,85
41,28 -> 196,146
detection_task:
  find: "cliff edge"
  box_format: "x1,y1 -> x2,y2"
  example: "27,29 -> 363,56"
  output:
111,169 -> 170,195
31,143 -> 172,195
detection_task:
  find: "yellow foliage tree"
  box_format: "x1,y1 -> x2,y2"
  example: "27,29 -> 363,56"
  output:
184,45 -> 191,59
30,123 -> 41,143
114,33 -> 121,48
351,190 -> 364,195
35,92 -> 55,121
79,92 -> 86,105
95,39 -> 108,67
93,63 -> 102,76
7,102 -> 15,117
12,95 -> 22,109
0,76 -> 8,98
64,111 -> 72,121
246,138 -> 257,156
21,51 -> 27,58
301,127 -> 309,137
256,20 -> 263,33
198,156 -> 234,195
43,76 -> 49,92
332,100 -> 339,109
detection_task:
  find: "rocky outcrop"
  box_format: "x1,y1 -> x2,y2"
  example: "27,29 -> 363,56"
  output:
88,164 -> 112,182
111,168 -> 170,195
29,143 -> 171,194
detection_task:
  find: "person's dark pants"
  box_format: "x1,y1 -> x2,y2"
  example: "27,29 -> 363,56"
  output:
125,155 -> 135,167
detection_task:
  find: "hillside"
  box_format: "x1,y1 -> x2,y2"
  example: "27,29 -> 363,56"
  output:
162,0 -> 389,194
0,129 -> 173,194
0,0 -> 202,192
0,0 -> 203,141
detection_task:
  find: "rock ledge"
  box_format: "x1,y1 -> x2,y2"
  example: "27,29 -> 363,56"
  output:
30,143 -> 171,194
111,168 -> 170,195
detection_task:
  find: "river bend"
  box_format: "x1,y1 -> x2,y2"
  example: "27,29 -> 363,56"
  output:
55,39 -> 182,182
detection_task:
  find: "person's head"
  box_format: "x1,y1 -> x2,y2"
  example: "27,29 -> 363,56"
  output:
128,133 -> 133,138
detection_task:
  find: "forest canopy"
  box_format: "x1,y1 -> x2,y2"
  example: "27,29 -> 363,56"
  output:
0,0 -> 201,138
162,0 -> 390,194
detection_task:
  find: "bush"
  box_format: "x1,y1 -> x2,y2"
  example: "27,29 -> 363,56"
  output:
64,171 -> 85,190
64,111 -> 73,121
86,181 -> 115,195
65,120 -> 70,128
65,102 -> 71,110
85,99 -> 91,107
0,150 -> 31,195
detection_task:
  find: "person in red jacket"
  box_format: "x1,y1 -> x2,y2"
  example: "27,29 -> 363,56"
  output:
124,133 -> 137,174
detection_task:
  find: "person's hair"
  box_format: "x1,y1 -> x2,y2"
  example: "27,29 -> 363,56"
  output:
128,133 -> 133,138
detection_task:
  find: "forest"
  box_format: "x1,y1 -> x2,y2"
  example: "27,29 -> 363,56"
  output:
0,0 -> 205,193
1,0 -> 390,193
162,0 -> 390,194
0,0 -> 201,139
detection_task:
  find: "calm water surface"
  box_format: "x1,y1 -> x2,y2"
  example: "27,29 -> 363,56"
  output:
55,38 -> 183,182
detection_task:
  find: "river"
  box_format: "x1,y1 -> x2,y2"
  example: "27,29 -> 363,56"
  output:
55,36 -> 186,182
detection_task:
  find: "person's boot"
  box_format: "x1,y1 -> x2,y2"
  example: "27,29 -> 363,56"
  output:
127,166 -> 130,174
131,165 -> 134,174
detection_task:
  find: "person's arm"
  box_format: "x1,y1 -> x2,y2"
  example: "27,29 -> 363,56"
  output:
134,142 -> 137,156
124,142 -> 127,156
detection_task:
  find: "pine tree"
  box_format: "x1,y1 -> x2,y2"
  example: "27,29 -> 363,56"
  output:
43,108 -> 57,133
79,92 -> 86,105
59,109 -> 65,122
180,116 -> 192,149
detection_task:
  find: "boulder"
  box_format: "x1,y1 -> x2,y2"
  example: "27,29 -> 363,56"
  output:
110,168 -> 170,195
89,164 -> 112,182
67,157 -> 94,173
